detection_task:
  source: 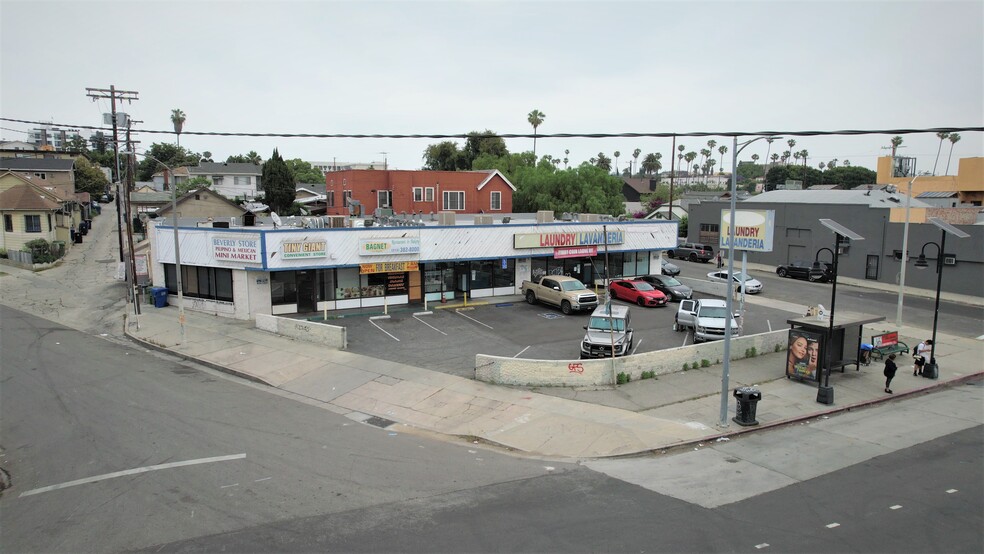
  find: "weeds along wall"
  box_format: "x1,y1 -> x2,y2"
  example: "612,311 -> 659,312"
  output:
475,329 -> 789,387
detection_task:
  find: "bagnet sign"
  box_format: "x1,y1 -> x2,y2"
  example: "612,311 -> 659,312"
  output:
514,230 -> 624,249
719,209 -> 775,252
358,237 -> 421,256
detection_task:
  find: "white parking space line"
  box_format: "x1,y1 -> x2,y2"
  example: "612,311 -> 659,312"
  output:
946,489 -> 958,493
767,319 -> 772,332
455,309 -> 493,329
414,314 -> 448,335
370,319 -> 400,341
890,505 -> 902,510
681,333 -> 689,347
632,339 -> 643,355
755,544 -> 770,549
513,346 -> 531,358
826,523 -> 840,529
19,453 -> 247,497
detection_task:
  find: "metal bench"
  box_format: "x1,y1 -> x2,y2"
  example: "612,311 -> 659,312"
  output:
870,341 -> 909,361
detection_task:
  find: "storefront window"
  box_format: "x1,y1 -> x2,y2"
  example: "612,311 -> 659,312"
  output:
493,258 -> 515,288
271,271 -> 297,305
163,264 -> 234,302
424,263 -> 453,294
531,257 -> 548,281
471,260 -> 494,289
319,269 -> 336,300
361,273 -> 386,297
336,267 -> 360,299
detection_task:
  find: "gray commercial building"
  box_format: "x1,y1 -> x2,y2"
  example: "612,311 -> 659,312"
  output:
686,189 -> 983,297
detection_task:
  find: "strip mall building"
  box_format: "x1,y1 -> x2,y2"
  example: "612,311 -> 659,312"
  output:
147,213 -> 679,320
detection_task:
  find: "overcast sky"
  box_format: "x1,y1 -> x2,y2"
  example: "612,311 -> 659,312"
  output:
2,0 -> 981,175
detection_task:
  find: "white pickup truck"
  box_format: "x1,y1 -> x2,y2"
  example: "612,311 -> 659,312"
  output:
674,298 -> 739,342
521,275 -> 599,314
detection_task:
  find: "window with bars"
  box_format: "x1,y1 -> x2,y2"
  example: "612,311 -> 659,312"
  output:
24,215 -> 41,233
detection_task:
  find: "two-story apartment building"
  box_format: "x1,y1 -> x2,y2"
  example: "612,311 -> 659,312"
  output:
323,169 -> 515,217
0,157 -> 76,199
188,162 -> 262,200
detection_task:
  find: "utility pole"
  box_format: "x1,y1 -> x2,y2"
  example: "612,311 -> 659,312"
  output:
86,86 -> 138,264
86,85 -> 138,316
125,119 -> 142,316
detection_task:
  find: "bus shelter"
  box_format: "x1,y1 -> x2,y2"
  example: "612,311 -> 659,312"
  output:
784,312 -> 886,384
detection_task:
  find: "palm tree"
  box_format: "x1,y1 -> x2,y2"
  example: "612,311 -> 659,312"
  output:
171,109 -> 186,146
765,137 -> 775,167
932,132 -> 950,175
889,136 -> 904,158
564,149 -> 570,169
819,162 -> 826,185
595,152 -> 612,171
770,153 -> 780,165
613,151 -> 620,175
718,145 -> 728,173
677,144 -> 686,177
632,148 -> 641,177
800,149 -> 809,166
945,133 -> 961,175
751,153 -> 759,167
787,138 -> 796,153
781,151 -> 791,165
793,152 -> 801,165
843,160 -> 851,167
828,158 -> 838,169
246,150 -> 262,165
684,151 -> 697,184
527,109 -> 545,158
641,153 -> 663,177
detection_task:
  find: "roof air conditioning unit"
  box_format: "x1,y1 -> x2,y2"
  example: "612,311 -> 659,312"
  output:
581,213 -> 601,222
474,215 -> 493,225
536,210 -> 554,224
438,211 -> 456,226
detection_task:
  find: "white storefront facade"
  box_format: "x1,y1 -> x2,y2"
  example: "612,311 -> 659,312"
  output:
148,218 -> 679,320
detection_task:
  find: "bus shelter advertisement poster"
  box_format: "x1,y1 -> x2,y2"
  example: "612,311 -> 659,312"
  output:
786,329 -> 823,381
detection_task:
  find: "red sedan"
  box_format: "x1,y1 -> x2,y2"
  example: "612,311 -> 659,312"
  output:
609,279 -> 668,307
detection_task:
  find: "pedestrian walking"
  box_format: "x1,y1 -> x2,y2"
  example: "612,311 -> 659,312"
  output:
884,353 -> 898,394
716,252 -> 723,269
913,339 -> 933,375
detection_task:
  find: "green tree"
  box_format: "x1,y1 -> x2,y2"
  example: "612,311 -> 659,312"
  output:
463,130 -> 509,166
527,109 -> 545,158
641,152 -> 662,176
73,156 -> 110,195
595,152 -> 612,172
932,132 -> 950,175
422,140 -> 466,170
736,160 -> 764,181
226,151 -> 263,164
684,151 -> 697,183
65,135 -> 88,153
179,176 -> 212,196
471,151 -> 537,180
136,143 -> 201,181
613,151 -> 620,175
631,148 -> 641,176
200,151 -> 214,163
285,158 -> 325,183
945,133 -> 961,175
171,109 -> 186,146
262,149 -> 296,214
511,162 -> 623,215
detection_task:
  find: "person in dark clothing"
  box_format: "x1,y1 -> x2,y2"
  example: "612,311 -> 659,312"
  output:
884,353 -> 898,394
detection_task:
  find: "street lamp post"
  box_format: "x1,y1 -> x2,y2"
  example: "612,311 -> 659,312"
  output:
913,217 -> 969,378
719,135 -> 780,427
125,151 -> 186,344
816,219 -> 864,405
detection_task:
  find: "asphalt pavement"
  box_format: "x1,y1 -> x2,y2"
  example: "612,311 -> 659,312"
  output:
1,200 -> 982,460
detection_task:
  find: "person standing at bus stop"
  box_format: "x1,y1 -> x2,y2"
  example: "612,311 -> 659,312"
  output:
913,339 -> 933,375
884,354 -> 898,394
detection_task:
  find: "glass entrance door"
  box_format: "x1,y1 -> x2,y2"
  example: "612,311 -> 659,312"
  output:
296,270 -> 318,313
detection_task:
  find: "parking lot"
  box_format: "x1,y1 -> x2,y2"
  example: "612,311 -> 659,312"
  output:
337,259 -> 809,377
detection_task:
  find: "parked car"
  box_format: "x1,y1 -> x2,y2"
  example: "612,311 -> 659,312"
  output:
674,299 -> 739,342
609,279 -> 668,307
776,260 -> 833,282
706,270 -> 763,294
660,258 -> 681,276
521,275 -> 598,314
668,242 -> 714,263
636,274 -> 693,301
580,304 -> 633,358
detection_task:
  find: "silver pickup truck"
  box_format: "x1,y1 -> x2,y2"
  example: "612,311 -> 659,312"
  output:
521,275 -> 599,314
674,298 -> 739,342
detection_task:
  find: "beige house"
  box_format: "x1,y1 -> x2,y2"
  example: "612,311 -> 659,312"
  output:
877,156 -> 983,206
0,157 -> 76,199
155,187 -> 249,220
0,171 -> 74,253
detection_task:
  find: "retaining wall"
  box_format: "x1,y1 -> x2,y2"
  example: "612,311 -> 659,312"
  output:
475,329 -> 788,387
255,313 -> 347,349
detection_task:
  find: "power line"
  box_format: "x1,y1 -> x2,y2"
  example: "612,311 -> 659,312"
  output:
1,116 -> 981,140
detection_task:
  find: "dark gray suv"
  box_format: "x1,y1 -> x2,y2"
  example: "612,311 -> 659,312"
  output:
668,242 -> 714,263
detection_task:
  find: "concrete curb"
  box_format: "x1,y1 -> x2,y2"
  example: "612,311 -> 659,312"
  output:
608,370 -> 984,460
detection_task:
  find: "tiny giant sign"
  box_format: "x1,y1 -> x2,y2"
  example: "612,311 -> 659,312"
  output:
719,209 -> 775,252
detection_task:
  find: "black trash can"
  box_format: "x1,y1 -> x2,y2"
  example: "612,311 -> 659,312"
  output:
733,386 -> 761,426
74,232 -> 83,244
80,220 -> 88,235
151,287 -> 169,308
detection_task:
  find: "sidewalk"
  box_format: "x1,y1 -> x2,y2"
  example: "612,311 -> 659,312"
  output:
124,299 -> 984,460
